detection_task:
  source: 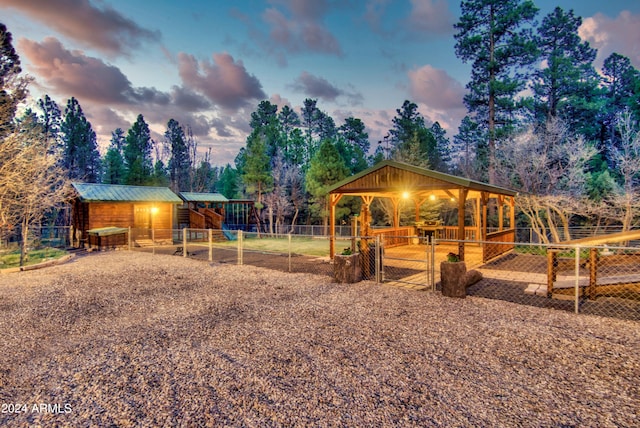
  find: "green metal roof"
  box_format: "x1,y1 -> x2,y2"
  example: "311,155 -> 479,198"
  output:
327,160 -> 518,196
178,192 -> 229,203
72,183 -> 182,203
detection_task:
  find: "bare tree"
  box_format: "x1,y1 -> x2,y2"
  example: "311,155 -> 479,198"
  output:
498,118 -> 596,243
609,111 -> 640,232
0,118 -> 69,264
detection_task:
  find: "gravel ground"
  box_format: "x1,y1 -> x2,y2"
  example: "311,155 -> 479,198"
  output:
0,251 -> 638,427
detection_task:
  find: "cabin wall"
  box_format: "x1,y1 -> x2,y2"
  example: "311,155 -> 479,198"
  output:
72,201 -> 175,245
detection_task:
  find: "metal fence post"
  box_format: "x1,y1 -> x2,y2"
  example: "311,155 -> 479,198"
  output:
183,228 -> 187,258
431,237 -> 436,291
208,229 -> 213,262
128,227 -> 132,251
375,235 -> 381,283
288,233 -> 292,273
575,245 -> 581,314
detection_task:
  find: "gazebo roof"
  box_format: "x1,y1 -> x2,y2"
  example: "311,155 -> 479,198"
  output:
328,160 -> 517,199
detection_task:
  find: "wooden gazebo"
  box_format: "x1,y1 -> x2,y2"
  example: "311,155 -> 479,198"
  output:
327,160 -> 518,262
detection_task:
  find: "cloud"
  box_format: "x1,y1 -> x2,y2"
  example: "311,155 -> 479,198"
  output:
17,36 -> 252,165
406,0 -> 455,36
579,11 -> 640,69
407,64 -> 466,131
0,0 -> 160,57
289,71 -> 363,105
177,52 -> 267,111
408,65 -> 465,110
18,37 -> 134,104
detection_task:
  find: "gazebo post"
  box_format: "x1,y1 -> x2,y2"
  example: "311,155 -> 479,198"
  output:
391,197 -> 400,229
457,188 -> 468,261
329,193 -> 342,259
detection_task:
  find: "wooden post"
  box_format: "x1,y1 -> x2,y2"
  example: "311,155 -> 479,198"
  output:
183,228 -> 187,258
208,229 -> 213,262
457,189 -> 468,261
329,193 -> 342,259
360,195 -> 373,279
547,249 -> 557,297
391,197 -> 400,229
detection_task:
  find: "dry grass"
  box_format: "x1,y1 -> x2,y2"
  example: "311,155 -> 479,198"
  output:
0,251 -> 638,426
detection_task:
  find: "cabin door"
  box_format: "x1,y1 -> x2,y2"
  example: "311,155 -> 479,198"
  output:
134,205 -> 152,237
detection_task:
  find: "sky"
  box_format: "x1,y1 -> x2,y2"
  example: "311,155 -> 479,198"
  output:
1,0 -> 640,166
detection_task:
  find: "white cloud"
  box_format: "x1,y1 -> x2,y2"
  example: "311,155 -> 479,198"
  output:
579,11 -> 640,68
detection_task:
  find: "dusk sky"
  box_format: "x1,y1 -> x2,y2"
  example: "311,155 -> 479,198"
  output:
2,0 -> 640,166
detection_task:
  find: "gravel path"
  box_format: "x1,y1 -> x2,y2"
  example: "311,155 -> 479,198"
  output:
0,251 -> 638,427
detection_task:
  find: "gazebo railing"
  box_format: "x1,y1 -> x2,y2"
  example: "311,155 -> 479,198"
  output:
440,226 -> 479,241
370,227 -> 413,247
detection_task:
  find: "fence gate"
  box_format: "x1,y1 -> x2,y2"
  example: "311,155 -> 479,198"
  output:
381,236 -> 435,289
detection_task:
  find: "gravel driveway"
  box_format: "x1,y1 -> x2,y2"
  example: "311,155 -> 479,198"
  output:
1,251 -> 638,426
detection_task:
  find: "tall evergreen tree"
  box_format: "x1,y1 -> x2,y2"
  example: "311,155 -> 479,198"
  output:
249,100 -> 281,159
429,122 -> 451,172
389,100 -> 425,148
601,53 -> 640,161
278,104 -> 300,164
60,97 -> 101,182
532,7 -> 599,126
305,139 -> 350,228
454,0 -> 539,183
123,114 -> 154,185
242,133 -> 273,232
102,128 -> 126,184
339,117 -> 370,154
165,118 -> 191,191
0,22 -> 24,137
36,95 -> 62,155
219,164 -> 240,199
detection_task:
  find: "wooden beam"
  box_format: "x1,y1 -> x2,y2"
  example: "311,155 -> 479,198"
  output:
390,197 -> 400,228
329,193 -> 343,259
457,188 -> 468,261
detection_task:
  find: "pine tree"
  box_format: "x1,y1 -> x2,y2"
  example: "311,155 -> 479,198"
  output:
454,0 -> 539,183
60,97 -> 101,182
102,128 -> 126,184
601,53 -> 640,162
123,114 -> 154,185
0,22 -> 25,137
305,139 -> 350,227
165,118 -> 191,191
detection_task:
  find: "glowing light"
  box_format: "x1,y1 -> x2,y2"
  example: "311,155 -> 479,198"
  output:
402,191 -> 410,199
429,194 -> 436,201
151,206 -> 159,215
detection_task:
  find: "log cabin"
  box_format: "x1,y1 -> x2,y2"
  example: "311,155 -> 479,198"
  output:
71,182 -> 182,249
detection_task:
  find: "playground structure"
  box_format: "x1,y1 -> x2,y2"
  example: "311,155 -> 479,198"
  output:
547,230 -> 640,300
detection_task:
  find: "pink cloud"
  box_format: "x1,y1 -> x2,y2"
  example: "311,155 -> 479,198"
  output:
18,37 -> 133,104
579,11 -> 640,68
177,52 -> 266,111
262,8 -> 342,56
0,0 -> 159,57
407,65 -> 466,131
407,0 -> 455,36
408,65 -> 465,110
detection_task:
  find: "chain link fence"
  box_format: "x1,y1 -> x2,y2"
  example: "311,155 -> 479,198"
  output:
120,228 -> 640,321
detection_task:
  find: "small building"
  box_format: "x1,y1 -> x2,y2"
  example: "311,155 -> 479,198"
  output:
327,160 -> 518,262
71,183 -> 183,248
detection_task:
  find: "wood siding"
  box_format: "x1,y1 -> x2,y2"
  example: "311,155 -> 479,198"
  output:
73,202 -> 174,243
